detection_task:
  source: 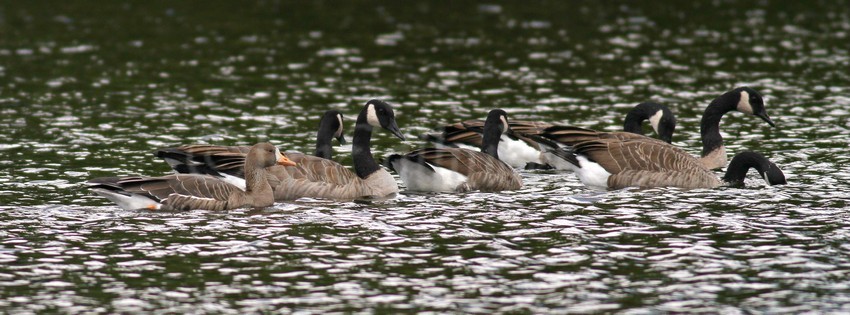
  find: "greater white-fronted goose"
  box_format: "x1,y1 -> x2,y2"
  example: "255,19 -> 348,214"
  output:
88,142 -> 297,211
156,99 -> 406,201
387,109 -> 522,192
549,139 -> 786,189
422,102 -> 677,169
542,87 -> 775,170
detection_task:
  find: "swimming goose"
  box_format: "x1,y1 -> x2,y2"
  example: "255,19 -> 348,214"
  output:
422,102 -> 677,169
158,110 -> 345,175
542,87 -> 775,170
387,109 -> 522,192
549,139 -> 786,189
88,142 -> 297,211
157,99 -> 406,201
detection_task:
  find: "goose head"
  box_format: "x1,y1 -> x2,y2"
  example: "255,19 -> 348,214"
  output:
733,87 -> 775,127
248,142 -> 296,168
320,110 -> 346,145
484,109 -> 510,135
624,102 -> 677,143
364,99 -> 405,140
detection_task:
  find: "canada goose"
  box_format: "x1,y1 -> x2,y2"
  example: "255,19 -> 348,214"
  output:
387,109 -> 522,192
158,110 -> 345,174
157,99 -> 406,201
542,87 -> 775,170
88,143 -> 297,211
422,102 -> 677,169
549,139 -> 786,189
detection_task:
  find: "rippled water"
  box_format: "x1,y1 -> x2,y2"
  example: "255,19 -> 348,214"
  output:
2,1 -> 850,313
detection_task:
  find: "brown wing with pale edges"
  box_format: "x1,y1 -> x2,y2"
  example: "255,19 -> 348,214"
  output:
109,174 -> 242,210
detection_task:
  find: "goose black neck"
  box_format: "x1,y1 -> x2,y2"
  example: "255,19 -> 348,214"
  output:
314,122 -> 334,160
352,112 -> 379,179
700,93 -> 737,157
481,121 -> 501,159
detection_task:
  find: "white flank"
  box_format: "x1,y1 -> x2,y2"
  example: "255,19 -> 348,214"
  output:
497,134 -> 542,168
737,90 -> 754,114
92,188 -> 161,211
648,110 -> 664,134
573,155 -> 612,190
366,104 -> 381,127
220,173 -> 247,191
392,158 -> 468,192
540,150 -> 579,171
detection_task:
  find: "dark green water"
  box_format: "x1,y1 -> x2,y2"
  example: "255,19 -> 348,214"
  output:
2,1 -> 849,313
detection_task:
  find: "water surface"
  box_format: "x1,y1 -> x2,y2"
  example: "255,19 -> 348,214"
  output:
1,1 -> 850,313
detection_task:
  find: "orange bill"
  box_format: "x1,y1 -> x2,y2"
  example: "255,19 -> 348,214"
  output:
277,152 -> 297,166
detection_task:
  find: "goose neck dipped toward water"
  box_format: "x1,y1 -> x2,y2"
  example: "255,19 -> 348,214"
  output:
722,151 -> 787,187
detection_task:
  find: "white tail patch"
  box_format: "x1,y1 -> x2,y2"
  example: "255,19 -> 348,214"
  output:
92,188 -> 161,211
573,155 -> 612,190
737,91 -> 754,114
366,104 -> 380,127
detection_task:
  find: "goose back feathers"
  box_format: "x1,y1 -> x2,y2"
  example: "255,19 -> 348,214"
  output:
422,102 -> 677,169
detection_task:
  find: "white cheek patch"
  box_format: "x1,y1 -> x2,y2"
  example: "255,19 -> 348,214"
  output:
737,91 -> 754,114
336,114 -> 344,136
500,116 -> 509,134
648,110 -> 664,134
366,104 -> 381,127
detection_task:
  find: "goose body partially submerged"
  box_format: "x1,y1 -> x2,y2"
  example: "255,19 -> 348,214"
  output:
388,109 -> 522,193
89,143 -> 296,211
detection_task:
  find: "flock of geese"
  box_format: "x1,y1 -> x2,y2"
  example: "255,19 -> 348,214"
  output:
88,87 -> 788,211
